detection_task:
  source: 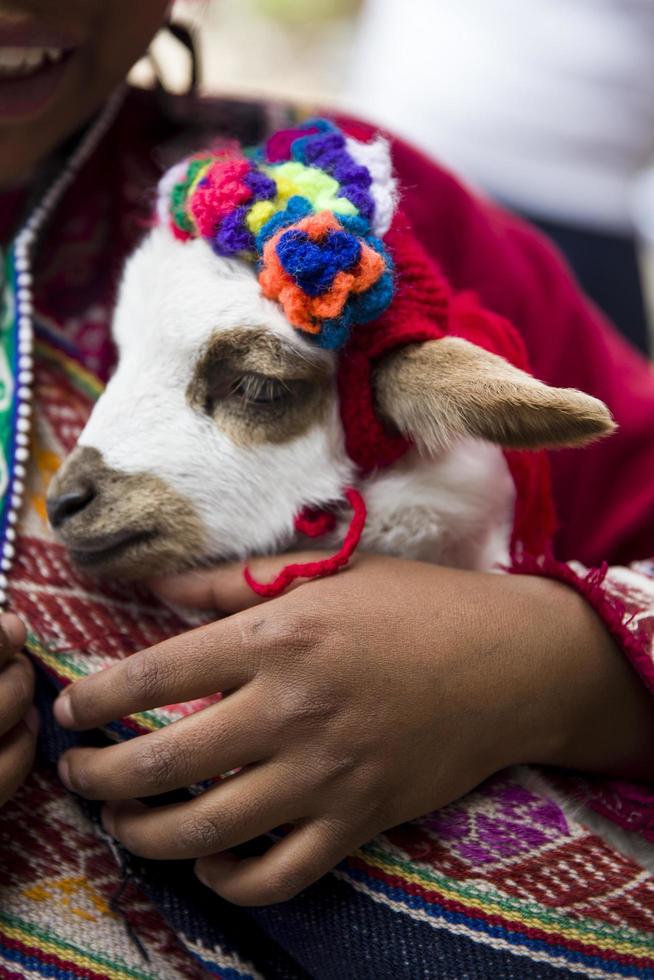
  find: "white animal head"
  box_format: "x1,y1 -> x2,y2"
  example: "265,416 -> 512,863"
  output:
47,130 -> 614,580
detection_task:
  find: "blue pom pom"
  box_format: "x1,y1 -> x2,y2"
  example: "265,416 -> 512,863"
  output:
339,214 -> 373,238
256,195 -> 313,250
349,272 -> 395,325
315,315 -> 353,350
276,228 -> 362,297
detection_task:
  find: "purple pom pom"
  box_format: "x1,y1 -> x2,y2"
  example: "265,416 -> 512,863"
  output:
213,208 -> 254,256
245,168 -> 276,201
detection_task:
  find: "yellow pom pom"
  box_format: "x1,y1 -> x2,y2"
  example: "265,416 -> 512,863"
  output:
247,200 -> 277,235
263,163 -> 357,217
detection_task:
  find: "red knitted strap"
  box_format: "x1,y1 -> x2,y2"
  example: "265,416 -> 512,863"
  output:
244,487 -> 367,598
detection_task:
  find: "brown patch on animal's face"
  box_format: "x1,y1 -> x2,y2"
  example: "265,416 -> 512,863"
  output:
374,337 -> 616,452
187,327 -> 332,446
47,447 -> 205,579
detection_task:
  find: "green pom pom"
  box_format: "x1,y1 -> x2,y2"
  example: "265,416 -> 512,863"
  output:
170,158 -> 213,235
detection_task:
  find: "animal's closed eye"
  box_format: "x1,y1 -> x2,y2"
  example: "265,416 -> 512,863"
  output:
187,328 -> 331,445
205,372 -> 310,415
228,373 -> 301,407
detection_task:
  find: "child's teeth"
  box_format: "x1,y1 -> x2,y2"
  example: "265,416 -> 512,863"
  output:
0,46 -> 63,77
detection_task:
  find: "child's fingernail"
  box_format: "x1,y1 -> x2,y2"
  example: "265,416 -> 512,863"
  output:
58,754 -> 72,790
24,705 -> 40,737
54,693 -> 74,728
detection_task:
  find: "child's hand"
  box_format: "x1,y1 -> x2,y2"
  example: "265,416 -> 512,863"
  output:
53,556 -> 654,906
0,613 -> 38,809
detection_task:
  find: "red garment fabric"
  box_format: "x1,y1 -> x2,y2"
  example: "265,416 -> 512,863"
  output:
334,113 -> 654,569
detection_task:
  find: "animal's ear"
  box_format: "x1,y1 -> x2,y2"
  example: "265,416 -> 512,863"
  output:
373,337 -> 616,453
346,135 -> 397,237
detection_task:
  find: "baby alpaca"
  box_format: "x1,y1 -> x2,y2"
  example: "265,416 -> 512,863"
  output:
46,119 -> 613,589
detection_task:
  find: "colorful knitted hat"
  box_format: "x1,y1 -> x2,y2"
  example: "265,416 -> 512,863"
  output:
156,119 -> 396,350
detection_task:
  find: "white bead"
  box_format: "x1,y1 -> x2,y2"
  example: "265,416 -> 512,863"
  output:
6,512 -> 16,526
18,355 -> 32,372
0,558 -> 10,573
14,256 -> 28,273
14,464 -> 25,479
17,383 -> 32,397
0,575 -> 7,590
10,495 -> 21,511
15,435 -> 28,450
18,340 -> 32,357
16,272 -> 32,289
12,479 -> 24,496
16,418 -> 30,434
6,528 -> 16,543
15,447 -> 29,462
0,591 -> 7,606
17,403 -> 31,419
3,544 -> 15,560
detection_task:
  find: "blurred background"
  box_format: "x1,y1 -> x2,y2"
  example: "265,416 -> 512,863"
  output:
132,0 -> 654,355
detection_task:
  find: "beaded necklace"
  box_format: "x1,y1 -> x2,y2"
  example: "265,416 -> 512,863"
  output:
0,89 -> 125,608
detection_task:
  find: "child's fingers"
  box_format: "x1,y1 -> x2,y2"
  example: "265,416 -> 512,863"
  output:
0,716 -> 38,808
0,614 -> 27,663
194,817 -> 360,906
147,552 -> 328,614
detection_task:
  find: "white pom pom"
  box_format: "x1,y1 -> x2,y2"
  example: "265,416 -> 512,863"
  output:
346,135 -> 398,238
156,159 -> 194,229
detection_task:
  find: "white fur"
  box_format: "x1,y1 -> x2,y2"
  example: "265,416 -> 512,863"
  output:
359,443 -> 514,570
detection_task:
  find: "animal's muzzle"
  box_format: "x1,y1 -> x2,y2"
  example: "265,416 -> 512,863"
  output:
46,445 -> 206,579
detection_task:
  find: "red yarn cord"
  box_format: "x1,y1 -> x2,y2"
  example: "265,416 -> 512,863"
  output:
244,487 -> 367,598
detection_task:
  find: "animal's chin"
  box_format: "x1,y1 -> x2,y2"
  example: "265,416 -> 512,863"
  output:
66,529 -> 196,581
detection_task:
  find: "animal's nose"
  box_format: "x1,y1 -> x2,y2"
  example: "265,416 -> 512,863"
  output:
47,483 -> 96,528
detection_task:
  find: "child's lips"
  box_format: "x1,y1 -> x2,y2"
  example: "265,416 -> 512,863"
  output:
0,20 -> 81,122
0,50 -> 75,121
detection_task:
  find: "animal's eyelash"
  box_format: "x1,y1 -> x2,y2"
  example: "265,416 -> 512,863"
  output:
229,374 -> 293,404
